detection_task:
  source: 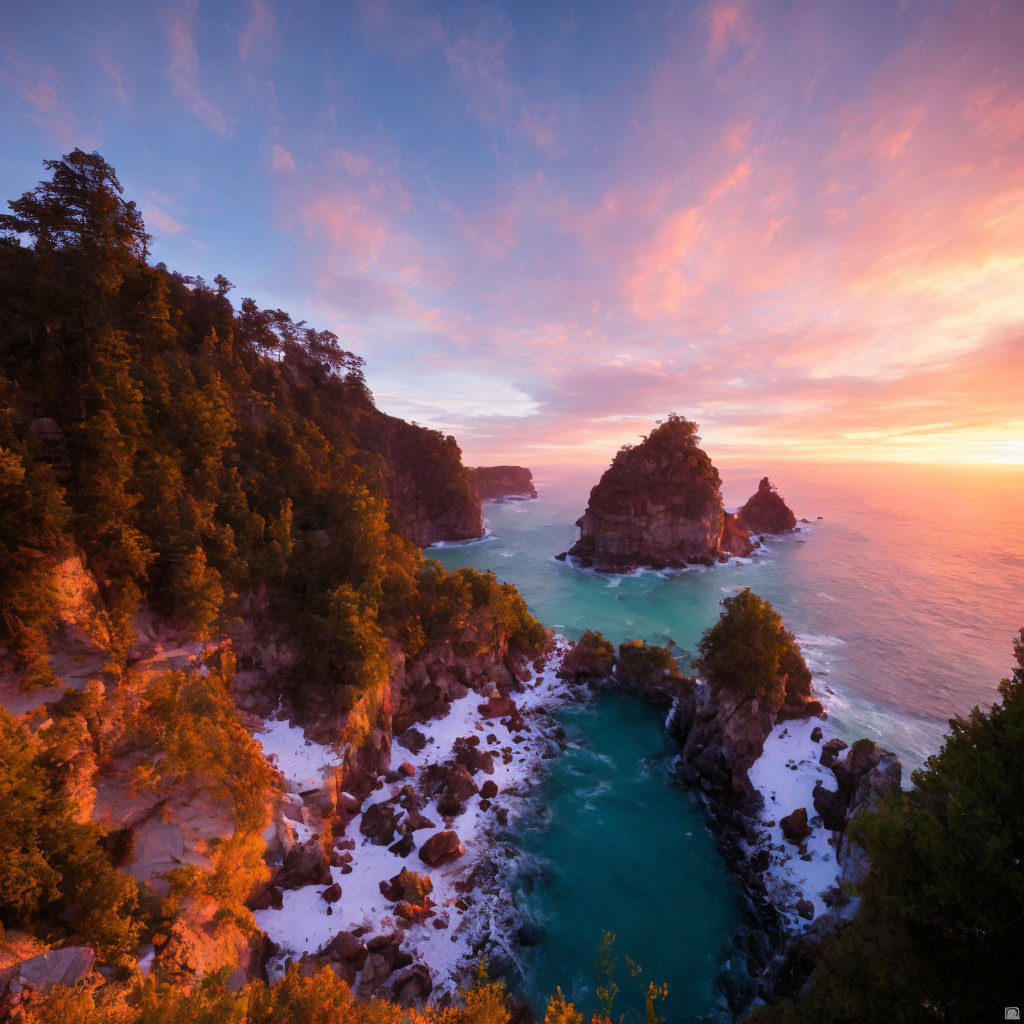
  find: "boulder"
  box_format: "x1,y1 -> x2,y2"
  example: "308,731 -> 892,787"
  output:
12,947 -> 95,993
422,763 -> 478,816
403,809 -> 437,833
454,738 -> 495,775
812,781 -> 848,831
276,837 -> 332,889
396,728 -> 427,754
390,963 -> 434,1004
478,694 -> 517,720
361,801 -> 400,845
419,831 -> 466,867
322,930 -> 366,967
810,726 -> 823,743
380,867 -> 433,906
248,884 -> 284,911
322,882 -> 342,904
796,899 -> 815,921
780,807 -> 812,844
395,900 -> 433,923
479,780 -> 498,800
388,835 -> 415,857
819,738 -> 849,769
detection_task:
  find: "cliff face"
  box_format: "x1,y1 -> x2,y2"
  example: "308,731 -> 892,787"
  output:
354,414 -> 484,547
558,416 -> 725,571
466,466 -> 537,501
737,477 -> 797,534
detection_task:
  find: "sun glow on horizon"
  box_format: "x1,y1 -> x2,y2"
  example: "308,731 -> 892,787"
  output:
4,0 -> 1023,468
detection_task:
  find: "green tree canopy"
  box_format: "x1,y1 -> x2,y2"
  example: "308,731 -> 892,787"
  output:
694,588 -> 810,706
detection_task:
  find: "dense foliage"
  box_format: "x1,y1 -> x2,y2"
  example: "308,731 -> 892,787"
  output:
0,150 -> 547,977
615,639 -> 682,685
21,965 -> 513,1024
22,945 -> 667,1024
748,629 -> 1024,1022
0,702 -> 142,962
612,413 -> 721,501
0,150 -> 544,705
694,589 -> 810,706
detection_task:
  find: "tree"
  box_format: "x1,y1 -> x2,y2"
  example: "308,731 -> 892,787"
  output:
695,589 -> 809,706
0,149 -> 149,293
747,628 -> 1024,1023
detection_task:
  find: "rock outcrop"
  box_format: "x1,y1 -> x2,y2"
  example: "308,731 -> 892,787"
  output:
0,947 -> 98,1019
556,420 -> 803,572
558,630 -> 616,681
720,512 -> 756,558
466,466 -> 538,501
819,739 -> 902,847
676,592 -> 825,809
737,478 -> 797,534
558,416 -> 727,571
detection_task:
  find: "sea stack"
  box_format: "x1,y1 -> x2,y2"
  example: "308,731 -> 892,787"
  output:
557,414 -> 726,572
736,477 -> 797,534
466,465 -> 538,501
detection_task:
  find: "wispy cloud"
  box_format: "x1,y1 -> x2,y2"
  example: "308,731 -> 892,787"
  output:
271,143 -> 295,174
166,0 -> 230,134
238,0 -> 275,63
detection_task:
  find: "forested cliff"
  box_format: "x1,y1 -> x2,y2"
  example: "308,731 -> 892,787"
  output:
0,150 -> 496,697
0,152 -> 548,1005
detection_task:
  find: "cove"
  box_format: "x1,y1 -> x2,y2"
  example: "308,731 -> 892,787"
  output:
506,691 -> 742,1022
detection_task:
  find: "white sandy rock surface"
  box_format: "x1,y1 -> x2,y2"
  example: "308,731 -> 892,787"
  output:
747,715 -> 851,930
249,644 -> 573,999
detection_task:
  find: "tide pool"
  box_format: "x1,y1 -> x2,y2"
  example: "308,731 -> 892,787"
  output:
508,692 -> 741,1023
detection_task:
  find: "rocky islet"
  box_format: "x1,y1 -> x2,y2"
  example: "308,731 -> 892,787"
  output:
557,416 -> 799,573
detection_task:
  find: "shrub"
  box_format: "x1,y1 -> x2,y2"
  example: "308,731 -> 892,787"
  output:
616,639 -> 680,685
0,706 -> 142,963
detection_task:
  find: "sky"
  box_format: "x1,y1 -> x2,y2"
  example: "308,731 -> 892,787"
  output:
2,0 -> 1023,467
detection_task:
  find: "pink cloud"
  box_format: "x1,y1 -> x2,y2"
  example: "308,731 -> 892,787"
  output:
20,68 -> 58,111
0,47 -> 88,147
238,0 -> 275,63
271,144 -> 296,174
331,150 -> 373,176
146,205 -> 185,235
707,2 -> 750,61
166,0 -> 230,134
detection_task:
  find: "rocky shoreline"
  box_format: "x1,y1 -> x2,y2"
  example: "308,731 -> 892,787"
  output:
241,642 -> 580,1004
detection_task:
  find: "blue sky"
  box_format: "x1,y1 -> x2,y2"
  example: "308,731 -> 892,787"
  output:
3,0 -> 1023,465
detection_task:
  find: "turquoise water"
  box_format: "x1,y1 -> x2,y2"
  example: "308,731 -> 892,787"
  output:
428,460 -> 1024,1019
509,692 -> 741,1022
429,462 -> 1024,769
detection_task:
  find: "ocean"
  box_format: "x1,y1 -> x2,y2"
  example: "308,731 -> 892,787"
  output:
427,460 -> 1024,1020
429,461 -> 1024,771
